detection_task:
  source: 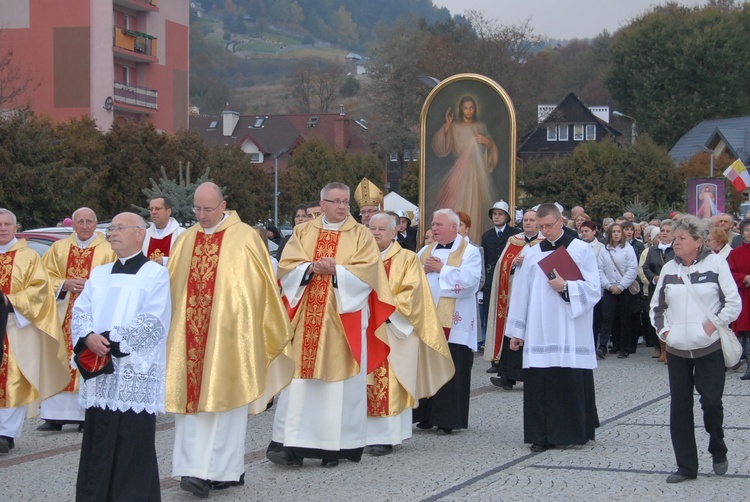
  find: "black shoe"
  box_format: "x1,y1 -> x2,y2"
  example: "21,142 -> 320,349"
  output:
618,351 -> 629,359
436,428 -> 453,435
416,422 -> 433,430
665,472 -> 695,484
266,448 -> 303,467
210,473 -> 245,490
36,421 -> 63,432
713,458 -> 728,475
0,436 -> 9,455
180,477 -> 210,498
369,444 -> 393,456
321,459 -> 339,468
608,347 -> 618,354
530,443 -> 554,453
596,349 -> 606,360
485,363 -> 499,374
78,424 -> 84,433
490,376 -> 513,390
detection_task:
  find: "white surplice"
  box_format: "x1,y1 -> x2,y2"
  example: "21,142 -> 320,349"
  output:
417,235 -> 482,350
504,237 -> 601,370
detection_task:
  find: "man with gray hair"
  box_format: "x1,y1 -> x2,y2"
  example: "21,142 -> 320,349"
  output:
0,208 -> 69,455
415,208 -> 482,435
268,182 -> 395,468
38,207 -> 116,433
365,213 -> 454,455
72,212 -> 171,500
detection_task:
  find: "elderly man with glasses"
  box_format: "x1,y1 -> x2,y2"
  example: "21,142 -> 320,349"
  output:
37,207 -> 116,433
142,196 -> 185,265
268,182 -> 396,468
72,212 -> 171,501
166,182 -> 294,497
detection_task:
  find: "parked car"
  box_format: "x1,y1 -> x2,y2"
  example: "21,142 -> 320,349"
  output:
16,231 -> 69,257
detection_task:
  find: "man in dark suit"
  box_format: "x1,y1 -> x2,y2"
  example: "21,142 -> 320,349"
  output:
481,201 -> 521,370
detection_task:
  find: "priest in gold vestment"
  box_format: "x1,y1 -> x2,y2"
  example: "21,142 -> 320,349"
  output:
267,183 -> 395,468
0,209 -> 69,454
166,183 -> 294,498
38,207 -> 116,432
365,213 -> 454,456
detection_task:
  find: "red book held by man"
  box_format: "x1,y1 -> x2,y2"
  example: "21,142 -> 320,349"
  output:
537,246 -> 584,281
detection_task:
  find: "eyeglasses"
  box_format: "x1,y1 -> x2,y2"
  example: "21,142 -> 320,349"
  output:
149,206 -> 166,212
322,199 -> 350,206
192,203 -> 222,214
106,225 -> 144,236
360,209 -> 378,216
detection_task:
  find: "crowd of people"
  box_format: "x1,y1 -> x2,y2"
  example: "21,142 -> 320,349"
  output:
0,180 -> 749,500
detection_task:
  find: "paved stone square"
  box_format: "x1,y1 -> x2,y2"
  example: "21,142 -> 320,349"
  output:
1,349 -> 748,501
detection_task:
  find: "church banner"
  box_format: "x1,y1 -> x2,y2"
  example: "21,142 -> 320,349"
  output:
419,74 -> 517,245
687,177 -> 725,219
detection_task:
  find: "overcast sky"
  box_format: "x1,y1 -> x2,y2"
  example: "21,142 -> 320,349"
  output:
431,0 -> 708,39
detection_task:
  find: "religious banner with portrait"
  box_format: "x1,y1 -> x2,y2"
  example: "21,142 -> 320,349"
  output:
687,178 -> 725,219
419,74 -> 517,245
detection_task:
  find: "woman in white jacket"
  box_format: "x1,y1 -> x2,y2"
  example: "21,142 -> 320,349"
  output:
597,223 -> 638,358
650,216 -> 741,484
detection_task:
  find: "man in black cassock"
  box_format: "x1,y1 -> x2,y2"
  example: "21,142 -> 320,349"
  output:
72,213 -> 171,502
505,203 -> 600,452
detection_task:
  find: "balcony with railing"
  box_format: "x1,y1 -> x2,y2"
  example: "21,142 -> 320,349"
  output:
113,0 -> 159,12
113,26 -> 158,63
113,81 -> 158,113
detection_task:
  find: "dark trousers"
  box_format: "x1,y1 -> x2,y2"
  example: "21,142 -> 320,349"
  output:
598,290 -> 633,352
77,407 -> 160,502
667,348 -> 727,477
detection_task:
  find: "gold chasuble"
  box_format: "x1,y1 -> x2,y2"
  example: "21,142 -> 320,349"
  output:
278,216 -> 395,382
166,211 -> 294,415
484,235 -> 540,361
367,243 -> 455,417
0,240 -> 69,413
42,233 -> 116,392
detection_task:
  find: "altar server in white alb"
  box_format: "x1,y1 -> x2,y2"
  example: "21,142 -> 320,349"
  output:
414,209 -> 482,435
72,212 -> 171,502
142,196 -> 185,265
506,203 -> 601,453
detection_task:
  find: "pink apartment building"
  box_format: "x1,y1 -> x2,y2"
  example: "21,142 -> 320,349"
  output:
0,0 -> 188,133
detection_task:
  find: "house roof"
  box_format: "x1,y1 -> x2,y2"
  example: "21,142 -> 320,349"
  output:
518,92 -> 621,149
669,116 -> 750,165
189,112 -> 371,157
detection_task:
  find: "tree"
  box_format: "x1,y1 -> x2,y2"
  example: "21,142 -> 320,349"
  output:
132,163 -> 212,225
339,75 -> 360,97
521,137 -> 682,222
606,3 -> 750,147
209,146 -> 274,224
290,60 -> 314,113
315,61 -> 344,112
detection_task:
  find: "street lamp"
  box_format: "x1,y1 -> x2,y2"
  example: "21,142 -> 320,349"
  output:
274,147 -> 290,228
697,145 -> 715,177
613,111 -> 636,145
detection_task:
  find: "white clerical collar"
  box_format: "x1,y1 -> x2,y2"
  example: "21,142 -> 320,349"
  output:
547,231 -> 564,246
380,240 -> 395,258
118,250 -> 141,265
76,233 -> 98,248
0,238 -> 18,253
203,213 -> 229,235
322,216 -> 347,230
154,225 -> 168,238
658,241 -> 672,251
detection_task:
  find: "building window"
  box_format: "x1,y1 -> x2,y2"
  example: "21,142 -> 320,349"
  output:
389,152 -> 398,162
585,124 -> 596,140
122,66 -> 131,84
252,117 -> 266,128
547,126 -> 557,141
573,124 -> 584,141
208,121 -> 218,130
557,125 -> 569,141
411,149 -> 419,161
250,152 -> 263,163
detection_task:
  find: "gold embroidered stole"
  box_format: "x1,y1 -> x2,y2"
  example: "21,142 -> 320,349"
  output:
0,251 -> 16,406
184,231 -> 224,413
61,245 -> 95,391
300,229 -> 341,379
419,239 -> 469,329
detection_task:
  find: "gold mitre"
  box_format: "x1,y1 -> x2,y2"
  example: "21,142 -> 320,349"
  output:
354,177 -> 383,208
